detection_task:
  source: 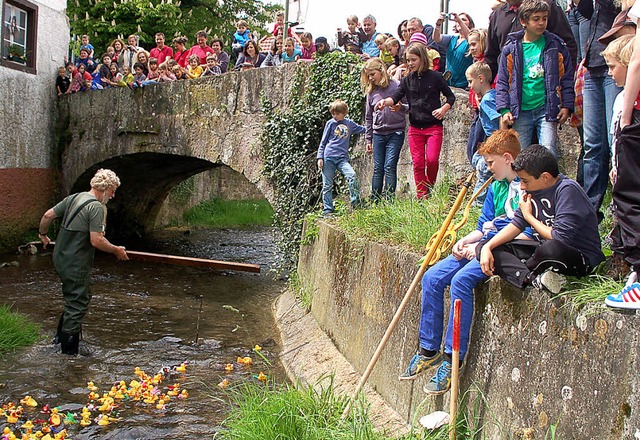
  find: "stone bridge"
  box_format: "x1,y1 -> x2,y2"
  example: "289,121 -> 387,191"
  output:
56,64 -> 299,240
56,63 -> 580,242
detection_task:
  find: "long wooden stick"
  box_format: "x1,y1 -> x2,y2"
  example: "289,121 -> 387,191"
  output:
341,173 -> 475,419
126,250 -> 261,273
449,299 -> 462,440
23,241 -> 260,273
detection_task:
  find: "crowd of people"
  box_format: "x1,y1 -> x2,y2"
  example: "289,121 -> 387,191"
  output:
50,1 -> 640,399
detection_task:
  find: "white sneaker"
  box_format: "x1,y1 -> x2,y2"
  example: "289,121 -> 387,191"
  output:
532,270 -> 566,294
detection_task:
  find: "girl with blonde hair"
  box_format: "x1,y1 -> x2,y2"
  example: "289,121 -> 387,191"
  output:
361,57 -> 408,201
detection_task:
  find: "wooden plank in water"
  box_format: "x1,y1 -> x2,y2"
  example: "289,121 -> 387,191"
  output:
126,250 -> 261,273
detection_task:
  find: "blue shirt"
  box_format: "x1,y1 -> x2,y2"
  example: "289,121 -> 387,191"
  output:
281,48 -> 302,63
479,89 -> 501,137
361,32 -> 380,57
441,34 -> 473,88
317,118 -> 366,159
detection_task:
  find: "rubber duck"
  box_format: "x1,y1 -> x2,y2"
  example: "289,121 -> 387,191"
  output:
49,409 -> 61,427
218,379 -> 229,388
178,389 -> 188,399
155,399 -> 166,410
97,414 -> 109,426
87,392 -> 99,401
175,363 -> 187,373
86,382 -> 98,392
20,396 -> 38,407
79,417 -> 91,427
41,435 -> 53,440
64,412 -> 77,425
21,420 -> 34,430
6,411 -> 19,424
257,372 -> 267,383
224,364 -> 234,372
53,430 -> 67,439
3,427 -> 16,440
39,404 -> 51,414
254,344 -> 262,352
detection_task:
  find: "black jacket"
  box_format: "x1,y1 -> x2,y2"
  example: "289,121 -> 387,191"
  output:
578,0 -> 620,70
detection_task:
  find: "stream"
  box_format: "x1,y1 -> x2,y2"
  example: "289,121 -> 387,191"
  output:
0,227 -> 287,439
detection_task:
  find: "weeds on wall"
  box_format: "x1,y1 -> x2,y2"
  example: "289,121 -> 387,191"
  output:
260,52 -> 364,271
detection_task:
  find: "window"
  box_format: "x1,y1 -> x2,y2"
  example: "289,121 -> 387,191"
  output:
1,0 -> 37,73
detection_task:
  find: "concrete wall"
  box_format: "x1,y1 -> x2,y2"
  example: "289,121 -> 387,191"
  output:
0,0 -> 69,249
298,220 -> 640,439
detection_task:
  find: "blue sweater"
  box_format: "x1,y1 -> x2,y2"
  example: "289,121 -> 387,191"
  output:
317,118 -> 366,159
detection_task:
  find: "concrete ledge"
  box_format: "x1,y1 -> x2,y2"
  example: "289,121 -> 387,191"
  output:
274,289 -> 408,434
297,219 -> 640,439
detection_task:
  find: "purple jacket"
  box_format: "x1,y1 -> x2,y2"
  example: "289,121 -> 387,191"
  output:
496,30 -> 574,122
364,79 -> 407,144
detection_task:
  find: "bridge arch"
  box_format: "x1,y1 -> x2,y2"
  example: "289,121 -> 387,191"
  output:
56,64 -> 302,240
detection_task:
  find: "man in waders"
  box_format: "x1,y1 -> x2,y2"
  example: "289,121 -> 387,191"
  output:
38,169 -> 128,355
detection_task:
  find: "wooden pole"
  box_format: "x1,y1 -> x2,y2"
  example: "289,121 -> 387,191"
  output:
341,173 -> 474,419
126,250 -> 260,273
449,299 -> 462,440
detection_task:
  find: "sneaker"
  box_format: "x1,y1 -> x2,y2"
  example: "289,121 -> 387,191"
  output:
423,360 -> 452,395
399,351 -> 442,381
532,270 -> 566,294
605,282 -> 640,310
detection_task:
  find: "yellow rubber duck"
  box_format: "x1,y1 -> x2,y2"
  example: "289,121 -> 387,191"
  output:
175,363 -> 187,373
224,363 -> 234,372
88,392 -> 99,401
257,372 -> 267,383
49,410 -> 61,426
97,414 -> 110,426
87,381 -> 98,392
6,412 -> 19,424
20,396 -> 38,407
254,344 -> 262,351
3,427 -> 16,440
218,379 -> 230,388
178,389 -> 188,399
21,420 -> 35,430
79,417 -> 91,427
41,435 -> 53,440
53,430 -> 67,439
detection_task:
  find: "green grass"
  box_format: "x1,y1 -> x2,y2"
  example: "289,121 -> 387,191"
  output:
217,376 -> 473,440
0,304 -> 40,353
333,177 -> 481,255
182,199 -> 274,228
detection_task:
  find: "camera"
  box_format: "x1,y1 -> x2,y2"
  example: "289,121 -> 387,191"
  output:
442,13 -> 455,20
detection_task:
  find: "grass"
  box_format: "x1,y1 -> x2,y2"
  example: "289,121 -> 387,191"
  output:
217,376 -> 483,440
333,176 -> 481,255
182,198 -> 274,228
0,304 -> 40,353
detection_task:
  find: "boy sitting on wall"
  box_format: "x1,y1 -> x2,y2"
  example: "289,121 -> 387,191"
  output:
400,130 -> 530,395
479,145 -> 604,293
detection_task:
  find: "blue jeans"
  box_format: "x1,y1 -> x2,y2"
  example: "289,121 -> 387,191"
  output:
566,7 -> 590,63
371,131 -> 404,200
582,68 -> 622,214
471,152 -> 492,205
512,105 -> 557,155
321,156 -> 361,214
420,255 -> 487,360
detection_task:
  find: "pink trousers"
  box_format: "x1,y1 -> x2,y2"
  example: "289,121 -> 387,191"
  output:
408,125 -> 443,199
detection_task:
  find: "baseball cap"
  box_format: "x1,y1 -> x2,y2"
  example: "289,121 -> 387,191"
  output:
599,7 -> 636,45
315,36 -> 328,45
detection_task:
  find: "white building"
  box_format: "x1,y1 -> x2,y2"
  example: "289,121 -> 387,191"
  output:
0,0 -> 69,249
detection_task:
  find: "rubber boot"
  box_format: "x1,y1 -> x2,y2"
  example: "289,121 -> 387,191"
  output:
53,313 -> 64,344
60,331 -> 80,355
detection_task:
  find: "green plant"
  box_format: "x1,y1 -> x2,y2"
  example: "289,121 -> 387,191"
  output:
0,304 -> 40,353
181,199 -> 274,228
260,52 -> 364,271
7,44 -> 24,57
288,271 -> 313,311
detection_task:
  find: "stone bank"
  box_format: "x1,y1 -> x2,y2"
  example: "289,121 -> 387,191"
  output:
293,220 -> 640,439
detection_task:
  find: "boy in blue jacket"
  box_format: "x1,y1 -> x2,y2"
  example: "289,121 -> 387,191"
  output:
317,100 -> 365,216
479,144 -> 604,292
496,0 -> 574,155
400,130 -> 530,395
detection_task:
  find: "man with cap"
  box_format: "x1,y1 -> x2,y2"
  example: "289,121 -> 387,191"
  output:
38,169 -> 129,355
577,0 -> 622,221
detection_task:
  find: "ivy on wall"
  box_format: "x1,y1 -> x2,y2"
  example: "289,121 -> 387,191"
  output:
261,52 -> 363,270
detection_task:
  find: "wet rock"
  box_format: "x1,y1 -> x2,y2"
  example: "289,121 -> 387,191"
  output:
0,261 -> 19,268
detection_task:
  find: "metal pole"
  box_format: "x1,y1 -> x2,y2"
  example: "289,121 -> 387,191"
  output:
283,0 -> 290,43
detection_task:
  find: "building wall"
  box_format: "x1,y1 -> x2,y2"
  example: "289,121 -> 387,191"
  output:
0,0 -> 68,250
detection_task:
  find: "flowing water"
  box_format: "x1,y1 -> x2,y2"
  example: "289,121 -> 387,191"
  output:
0,227 -> 287,439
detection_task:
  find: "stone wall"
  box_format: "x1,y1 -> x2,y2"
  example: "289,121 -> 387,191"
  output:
297,220 -> 640,439
0,0 -> 69,249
